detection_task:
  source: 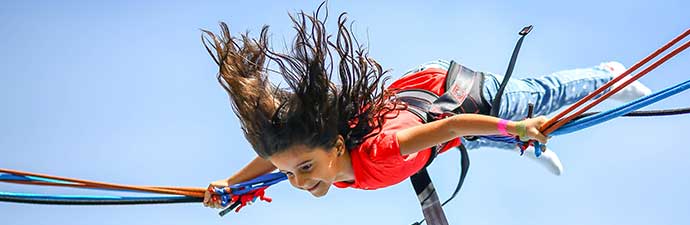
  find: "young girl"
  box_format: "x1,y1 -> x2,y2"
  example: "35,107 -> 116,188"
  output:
200,8 -> 650,208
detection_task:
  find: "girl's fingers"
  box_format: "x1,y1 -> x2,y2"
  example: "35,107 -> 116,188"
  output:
214,201 -> 224,209
535,133 -> 547,143
204,184 -> 222,208
203,189 -> 211,207
530,128 -> 548,143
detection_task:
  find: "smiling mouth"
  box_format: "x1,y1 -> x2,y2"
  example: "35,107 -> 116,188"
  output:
307,181 -> 321,192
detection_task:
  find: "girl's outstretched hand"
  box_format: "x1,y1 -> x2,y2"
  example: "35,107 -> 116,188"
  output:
516,116 -> 549,143
203,178 -> 233,209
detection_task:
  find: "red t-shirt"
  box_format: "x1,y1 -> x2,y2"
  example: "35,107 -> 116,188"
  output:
333,67 -> 462,190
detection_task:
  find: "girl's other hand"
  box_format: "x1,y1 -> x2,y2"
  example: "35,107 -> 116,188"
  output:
203,179 -> 233,209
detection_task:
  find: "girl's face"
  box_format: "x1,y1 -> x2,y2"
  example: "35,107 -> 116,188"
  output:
268,137 -> 352,198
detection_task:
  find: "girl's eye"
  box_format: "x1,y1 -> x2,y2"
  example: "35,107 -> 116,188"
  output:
300,164 -> 312,171
283,171 -> 294,177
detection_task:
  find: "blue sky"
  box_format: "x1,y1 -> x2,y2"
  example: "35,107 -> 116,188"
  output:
1,1 -> 689,225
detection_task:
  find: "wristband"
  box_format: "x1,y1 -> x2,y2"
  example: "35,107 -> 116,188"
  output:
497,119 -> 511,136
516,122 -> 528,141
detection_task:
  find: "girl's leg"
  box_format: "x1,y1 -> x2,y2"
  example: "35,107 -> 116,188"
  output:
482,63 -> 616,121
464,63 -> 616,151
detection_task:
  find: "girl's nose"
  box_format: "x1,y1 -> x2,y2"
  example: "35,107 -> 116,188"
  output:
293,174 -> 310,189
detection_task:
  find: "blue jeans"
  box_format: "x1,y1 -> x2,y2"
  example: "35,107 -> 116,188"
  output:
404,60 -> 616,150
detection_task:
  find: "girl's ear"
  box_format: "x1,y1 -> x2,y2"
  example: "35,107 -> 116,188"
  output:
335,135 -> 346,156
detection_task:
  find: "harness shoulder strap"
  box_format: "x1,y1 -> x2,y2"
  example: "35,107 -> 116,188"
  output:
396,89 -> 442,169
396,89 -> 439,124
397,60 -> 488,167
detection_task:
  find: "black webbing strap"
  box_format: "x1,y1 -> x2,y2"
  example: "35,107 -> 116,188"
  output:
409,144 -> 470,225
440,143 -> 470,207
490,25 -> 533,117
410,168 -> 450,225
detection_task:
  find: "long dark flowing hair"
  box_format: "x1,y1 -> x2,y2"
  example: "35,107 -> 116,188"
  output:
202,3 -> 404,158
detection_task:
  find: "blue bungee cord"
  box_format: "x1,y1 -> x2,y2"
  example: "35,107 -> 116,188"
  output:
552,78 -> 690,136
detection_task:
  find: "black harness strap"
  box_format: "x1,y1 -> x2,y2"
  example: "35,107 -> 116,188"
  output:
490,25 -> 533,117
409,169 -> 449,225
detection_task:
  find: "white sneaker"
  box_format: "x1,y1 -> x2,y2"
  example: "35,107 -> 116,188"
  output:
600,61 -> 653,102
518,145 -> 563,176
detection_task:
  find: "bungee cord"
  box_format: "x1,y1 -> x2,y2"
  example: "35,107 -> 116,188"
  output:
0,192 -> 202,205
541,29 -> 690,135
551,79 -> 690,136
575,107 -> 690,119
0,168 -> 285,215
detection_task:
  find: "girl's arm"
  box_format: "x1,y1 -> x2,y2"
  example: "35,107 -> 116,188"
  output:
224,156 -> 277,184
203,156 -> 276,208
396,114 -> 548,156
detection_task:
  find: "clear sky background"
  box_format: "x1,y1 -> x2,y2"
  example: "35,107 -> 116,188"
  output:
2,1 -> 689,225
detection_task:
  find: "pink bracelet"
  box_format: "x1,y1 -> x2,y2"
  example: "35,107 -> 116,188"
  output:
497,119 -> 511,136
